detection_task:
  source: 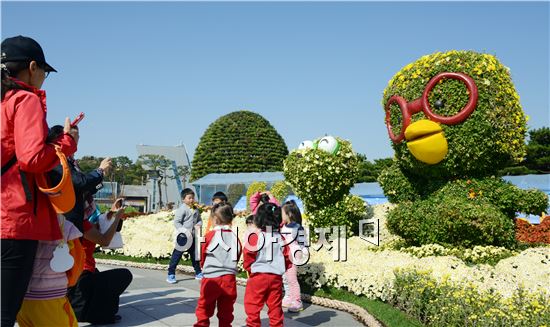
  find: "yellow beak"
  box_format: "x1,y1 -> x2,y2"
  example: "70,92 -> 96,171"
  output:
405,120 -> 448,165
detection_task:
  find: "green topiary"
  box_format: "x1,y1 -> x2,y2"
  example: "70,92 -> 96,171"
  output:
270,180 -> 291,204
284,136 -> 372,235
227,183 -> 246,206
308,195 -> 369,237
191,111 -> 289,181
246,181 -> 267,211
380,51 -> 549,248
284,137 -> 359,211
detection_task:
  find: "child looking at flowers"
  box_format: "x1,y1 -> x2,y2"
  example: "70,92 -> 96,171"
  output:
194,202 -> 241,327
249,191 -> 280,215
281,200 -> 306,312
243,202 -> 291,327
167,188 -> 203,283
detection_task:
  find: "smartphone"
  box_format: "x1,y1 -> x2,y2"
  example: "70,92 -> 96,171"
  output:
114,198 -> 124,210
71,112 -> 85,127
116,219 -> 123,232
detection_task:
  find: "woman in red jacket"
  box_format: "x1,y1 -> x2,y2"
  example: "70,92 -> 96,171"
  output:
1,35 -> 78,327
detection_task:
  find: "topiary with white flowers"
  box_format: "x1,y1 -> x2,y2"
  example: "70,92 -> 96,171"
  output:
284,136 -> 371,236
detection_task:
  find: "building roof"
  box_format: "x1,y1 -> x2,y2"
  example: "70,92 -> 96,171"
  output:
121,185 -> 149,198
503,174 -> 550,191
191,172 -> 285,186
136,144 -> 191,168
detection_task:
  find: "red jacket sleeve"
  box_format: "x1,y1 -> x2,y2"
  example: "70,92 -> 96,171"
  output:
200,230 -> 215,269
250,192 -> 261,214
243,232 -> 259,273
13,93 -> 77,172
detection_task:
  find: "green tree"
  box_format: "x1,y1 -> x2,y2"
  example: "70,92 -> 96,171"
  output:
356,154 -> 393,183
525,127 -> 550,173
191,111 -> 289,181
137,154 -> 171,209
499,126 -> 550,175
77,156 -> 103,174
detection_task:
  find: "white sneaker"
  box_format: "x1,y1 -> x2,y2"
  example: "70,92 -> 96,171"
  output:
166,274 -> 177,284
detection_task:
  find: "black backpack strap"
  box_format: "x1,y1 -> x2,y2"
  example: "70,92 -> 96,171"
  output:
1,156 -> 17,175
1,155 -> 33,202
19,170 -> 33,202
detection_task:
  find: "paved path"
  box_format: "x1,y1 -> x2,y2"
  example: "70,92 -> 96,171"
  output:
79,264 -> 360,327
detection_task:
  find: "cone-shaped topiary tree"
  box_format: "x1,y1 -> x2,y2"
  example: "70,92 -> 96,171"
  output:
191,111 -> 289,181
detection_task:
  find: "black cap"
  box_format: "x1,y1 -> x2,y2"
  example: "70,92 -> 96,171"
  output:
1,36 -> 57,73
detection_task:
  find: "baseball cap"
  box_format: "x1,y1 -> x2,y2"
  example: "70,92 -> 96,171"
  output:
1,35 -> 57,73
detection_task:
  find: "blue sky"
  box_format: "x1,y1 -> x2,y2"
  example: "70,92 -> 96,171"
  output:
2,1 -> 549,162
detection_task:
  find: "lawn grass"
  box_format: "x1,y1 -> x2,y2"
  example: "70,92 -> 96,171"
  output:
313,287 -> 424,327
95,252 -> 173,265
95,252 -> 424,326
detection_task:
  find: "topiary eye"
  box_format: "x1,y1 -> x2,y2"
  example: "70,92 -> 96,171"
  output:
298,140 -> 314,150
317,136 -> 340,155
434,99 -> 446,110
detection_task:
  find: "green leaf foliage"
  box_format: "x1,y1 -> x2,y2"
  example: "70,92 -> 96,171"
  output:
191,111 -> 288,181
525,127 -> 550,173
383,51 -> 527,178
386,177 -> 548,248
283,138 -> 359,211
379,51 -> 548,248
308,195 -> 372,237
270,181 -> 291,204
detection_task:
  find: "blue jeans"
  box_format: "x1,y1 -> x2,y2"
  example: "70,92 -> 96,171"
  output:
167,233 -> 201,275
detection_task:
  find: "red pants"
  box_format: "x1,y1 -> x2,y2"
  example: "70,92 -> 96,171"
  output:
244,273 -> 284,327
194,274 -> 237,327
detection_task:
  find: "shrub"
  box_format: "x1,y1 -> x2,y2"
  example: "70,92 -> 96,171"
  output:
246,181 -> 267,211
307,195 -> 372,237
191,111 -> 288,180
391,269 -> 550,327
227,183 -> 246,205
384,175 -> 548,248
270,180 -> 291,204
387,194 -> 516,248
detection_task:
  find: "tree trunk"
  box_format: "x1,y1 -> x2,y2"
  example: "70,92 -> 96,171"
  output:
157,176 -> 164,209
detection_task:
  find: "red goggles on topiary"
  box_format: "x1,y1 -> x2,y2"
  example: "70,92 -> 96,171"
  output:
385,72 -> 478,143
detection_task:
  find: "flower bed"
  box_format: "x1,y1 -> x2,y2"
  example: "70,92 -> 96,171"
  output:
113,204 -> 550,326
516,215 -> 550,244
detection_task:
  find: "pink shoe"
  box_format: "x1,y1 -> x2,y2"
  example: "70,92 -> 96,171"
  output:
288,301 -> 303,313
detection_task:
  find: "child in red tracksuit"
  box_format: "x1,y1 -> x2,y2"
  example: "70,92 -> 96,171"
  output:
244,202 -> 292,327
194,202 -> 241,327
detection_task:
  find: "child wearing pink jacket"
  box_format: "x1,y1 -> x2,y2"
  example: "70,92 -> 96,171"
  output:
249,191 -> 280,215
280,200 -> 306,312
